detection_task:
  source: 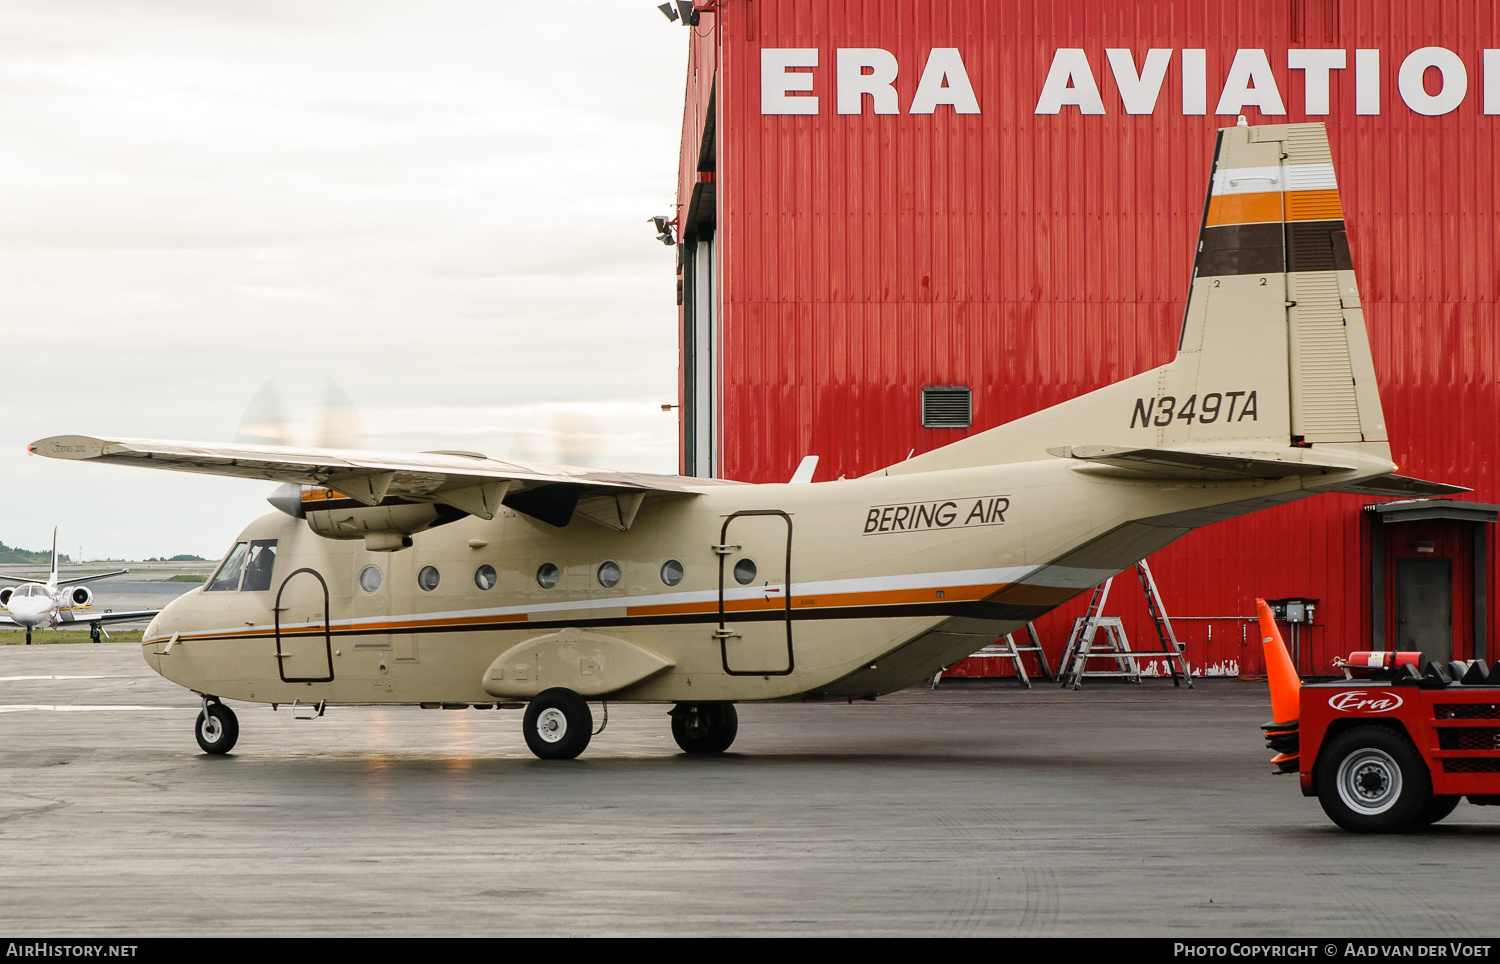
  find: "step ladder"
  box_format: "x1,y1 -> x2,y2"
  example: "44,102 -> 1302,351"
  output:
1058,560 -> 1193,690
928,623 -> 1053,689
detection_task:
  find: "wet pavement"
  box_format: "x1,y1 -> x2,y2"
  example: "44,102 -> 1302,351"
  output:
0,644 -> 1493,937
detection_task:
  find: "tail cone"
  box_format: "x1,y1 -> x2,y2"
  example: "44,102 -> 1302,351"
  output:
1257,597 -> 1302,774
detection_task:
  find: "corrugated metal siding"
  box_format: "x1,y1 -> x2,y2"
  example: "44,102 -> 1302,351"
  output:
681,0 -> 1500,676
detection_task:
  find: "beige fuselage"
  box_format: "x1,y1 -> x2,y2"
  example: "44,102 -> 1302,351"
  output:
143,455 -> 1324,707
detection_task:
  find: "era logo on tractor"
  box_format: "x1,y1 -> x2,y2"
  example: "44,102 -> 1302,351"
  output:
1328,691 -> 1404,713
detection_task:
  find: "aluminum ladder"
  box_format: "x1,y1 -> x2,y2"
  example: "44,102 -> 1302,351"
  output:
1058,560 -> 1193,690
928,623 -> 1053,689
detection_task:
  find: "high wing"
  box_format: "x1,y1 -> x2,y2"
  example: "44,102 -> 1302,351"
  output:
29,434 -> 725,529
1047,444 -> 1466,496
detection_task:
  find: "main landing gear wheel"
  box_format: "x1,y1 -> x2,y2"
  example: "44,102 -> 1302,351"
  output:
195,700 -> 239,755
1315,726 -> 1429,833
523,688 -> 592,760
670,702 -> 739,754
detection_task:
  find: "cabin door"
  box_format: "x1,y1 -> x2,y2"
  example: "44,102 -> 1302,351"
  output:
716,510 -> 794,676
275,568 -> 334,683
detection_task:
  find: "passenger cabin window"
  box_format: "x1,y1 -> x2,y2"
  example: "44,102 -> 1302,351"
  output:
205,540 -> 277,592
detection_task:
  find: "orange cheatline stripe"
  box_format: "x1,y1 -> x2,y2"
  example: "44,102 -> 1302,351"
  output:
1205,189 -> 1343,227
629,583 -> 1000,617
146,579 -> 1049,644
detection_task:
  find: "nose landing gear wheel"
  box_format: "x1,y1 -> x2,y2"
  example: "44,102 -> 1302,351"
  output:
195,701 -> 239,755
522,688 -> 592,760
670,702 -> 739,754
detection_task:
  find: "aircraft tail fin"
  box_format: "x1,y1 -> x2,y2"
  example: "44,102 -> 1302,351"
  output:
885,121 -> 1392,478
50,527 -> 58,583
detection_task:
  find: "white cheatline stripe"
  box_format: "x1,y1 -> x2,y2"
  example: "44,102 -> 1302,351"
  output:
253,564 -> 1052,635
181,561 -> 1124,638
1023,565 -> 1122,589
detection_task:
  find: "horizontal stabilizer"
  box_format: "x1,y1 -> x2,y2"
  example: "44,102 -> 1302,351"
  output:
1316,473 -> 1470,498
1047,445 -> 1365,482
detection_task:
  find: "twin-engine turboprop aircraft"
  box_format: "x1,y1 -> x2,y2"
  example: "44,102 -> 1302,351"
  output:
0,529 -> 159,644
30,122 -> 1457,759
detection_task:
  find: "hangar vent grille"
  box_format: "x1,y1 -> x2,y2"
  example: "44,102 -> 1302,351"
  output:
922,387 -> 972,429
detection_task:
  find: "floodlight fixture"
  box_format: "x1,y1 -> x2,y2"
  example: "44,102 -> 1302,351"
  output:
650,215 -> 676,246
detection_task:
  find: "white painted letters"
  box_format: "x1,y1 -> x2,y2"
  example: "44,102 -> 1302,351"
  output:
837,48 -> 899,115
1487,50 -> 1500,114
1355,49 -> 1381,114
1181,49 -> 1207,115
760,45 -> 1499,119
1106,48 -> 1172,114
1288,48 -> 1346,115
910,48 -> 981,114
1399,46 -> 1467,115
1216,49 -> 1286,115
1034,49 -> 1105,114
762,48 -> 819,115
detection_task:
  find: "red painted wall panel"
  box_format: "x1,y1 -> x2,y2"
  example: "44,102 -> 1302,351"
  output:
678,0 -> 1500,677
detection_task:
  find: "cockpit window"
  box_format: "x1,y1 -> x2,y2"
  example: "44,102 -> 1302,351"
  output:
240,541 -> 277,592
205,539 -> 278,592
206,543 -> 249,592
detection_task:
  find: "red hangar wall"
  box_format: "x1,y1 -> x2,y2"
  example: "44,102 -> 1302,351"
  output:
671,0 -> 1500,678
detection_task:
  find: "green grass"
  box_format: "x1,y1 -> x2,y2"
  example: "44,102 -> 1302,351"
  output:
164,574 -> 206,583
1,628 -> 146,644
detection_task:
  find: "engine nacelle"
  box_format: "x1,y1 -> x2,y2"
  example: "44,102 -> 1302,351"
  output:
67,585 -> 93,609
0,587 -> 11,608
304,502 -> 463,552
270,484 -> 466,552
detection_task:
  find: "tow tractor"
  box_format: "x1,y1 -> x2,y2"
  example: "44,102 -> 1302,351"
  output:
1257,599 -> 1500,832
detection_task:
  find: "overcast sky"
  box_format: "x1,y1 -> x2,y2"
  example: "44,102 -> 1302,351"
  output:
0,1 -> 692,560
